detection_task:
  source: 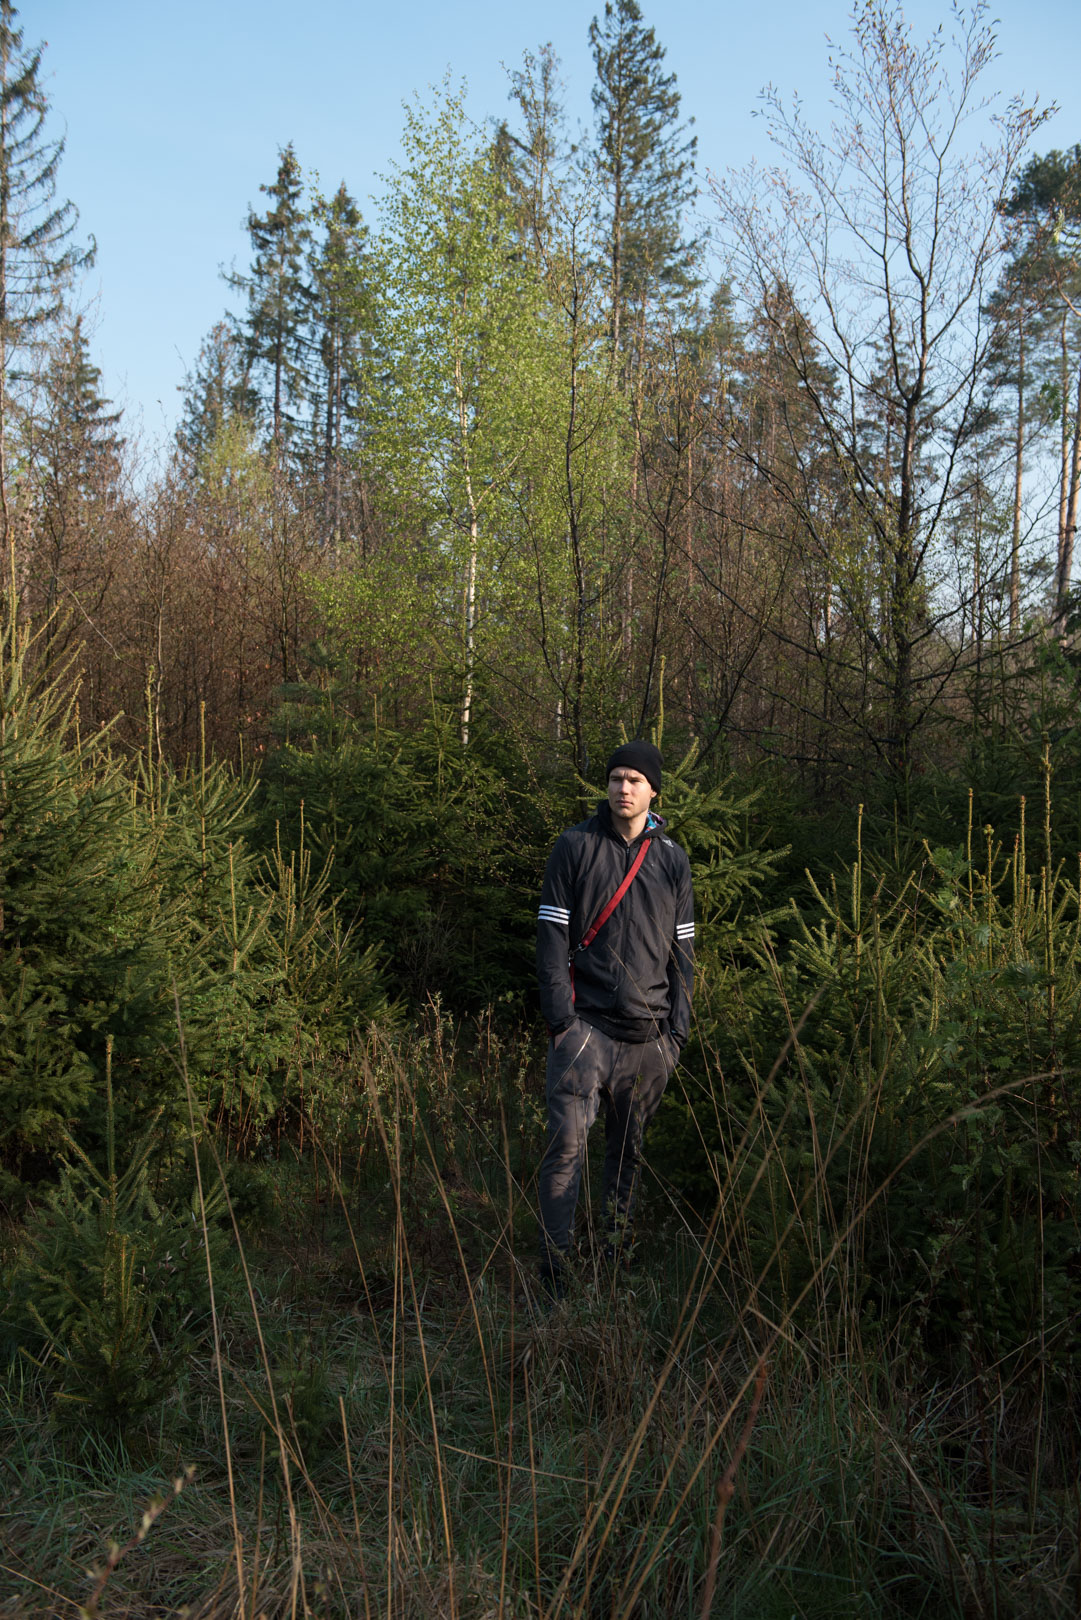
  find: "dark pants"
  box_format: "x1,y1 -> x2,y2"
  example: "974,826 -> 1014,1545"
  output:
537,1020 -> 676,1276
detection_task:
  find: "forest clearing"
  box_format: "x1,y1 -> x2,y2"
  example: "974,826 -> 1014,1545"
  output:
1,0 -> 1080,1614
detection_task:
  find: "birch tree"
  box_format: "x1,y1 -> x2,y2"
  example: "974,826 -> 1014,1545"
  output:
371,82 -> 547,744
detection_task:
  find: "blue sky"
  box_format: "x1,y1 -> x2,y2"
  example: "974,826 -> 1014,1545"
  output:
29,0 -> 1080,454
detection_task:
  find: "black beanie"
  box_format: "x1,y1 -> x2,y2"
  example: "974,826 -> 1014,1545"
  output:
606,741 -> 663,793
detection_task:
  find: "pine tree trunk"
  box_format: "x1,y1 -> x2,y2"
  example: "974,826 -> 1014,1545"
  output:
1055,353 -> 1081,617
610,95 -> 624,356
1011,314 -> 1024,635
1057,313 -> 1071,598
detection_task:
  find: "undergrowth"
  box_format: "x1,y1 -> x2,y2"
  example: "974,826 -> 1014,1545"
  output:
2,1002 -> 1078,1620
2,617 -> 1080,1616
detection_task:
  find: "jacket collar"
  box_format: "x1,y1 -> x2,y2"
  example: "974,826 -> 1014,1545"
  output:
595,800 -> 665,843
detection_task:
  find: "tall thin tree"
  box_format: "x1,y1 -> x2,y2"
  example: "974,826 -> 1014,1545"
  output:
309,183 -> 370,548
713,2 -> 1045,780
0,0 -> 93,554
1001,146 -> 1081,617
588,0 -> 697,356
229,144 -> 313,459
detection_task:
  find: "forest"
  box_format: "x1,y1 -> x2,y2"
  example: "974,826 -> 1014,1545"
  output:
1,0 -> 1080,1614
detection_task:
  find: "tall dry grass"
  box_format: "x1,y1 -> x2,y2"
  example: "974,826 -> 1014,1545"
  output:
4,994 -> 1077,1620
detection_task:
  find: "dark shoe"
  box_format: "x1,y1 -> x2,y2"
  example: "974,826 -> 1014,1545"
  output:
539,1262 -> 566,1302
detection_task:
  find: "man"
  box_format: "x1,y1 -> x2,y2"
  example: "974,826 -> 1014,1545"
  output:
535,740 -> 695,1294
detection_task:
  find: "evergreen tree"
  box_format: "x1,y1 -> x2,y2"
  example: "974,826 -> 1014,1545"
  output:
176,319 -> 250,472
0,0 -> 93,544
1000,146 -> 1081,614
308,183 -> 371,546
982,249 -> 1053,634
223,147 -> 318,688
0,611 -> 384,1199
587,0 -> 697,354
25,314 -> 126,662
495,44 -> 568,263
36,314 -> 123,483
228,144 -> 313,457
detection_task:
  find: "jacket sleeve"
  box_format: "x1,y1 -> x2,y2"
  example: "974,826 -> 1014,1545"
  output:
667,853 -> 695,1048
536,835 -> 577,1035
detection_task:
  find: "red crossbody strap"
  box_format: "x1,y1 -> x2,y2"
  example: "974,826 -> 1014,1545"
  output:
577,838 -> 650,955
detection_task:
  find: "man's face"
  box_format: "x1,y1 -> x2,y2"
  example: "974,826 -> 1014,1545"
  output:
607,767 -> 656,823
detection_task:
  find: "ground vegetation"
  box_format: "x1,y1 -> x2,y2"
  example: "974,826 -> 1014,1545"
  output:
2,3 -> 1080,1613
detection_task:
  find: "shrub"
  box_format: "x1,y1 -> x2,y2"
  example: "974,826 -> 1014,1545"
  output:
0,618 -> 388,1193
1,1070 -> 227,1439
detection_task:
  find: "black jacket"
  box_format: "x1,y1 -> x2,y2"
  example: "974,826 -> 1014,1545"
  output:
537,803 -> 695,1046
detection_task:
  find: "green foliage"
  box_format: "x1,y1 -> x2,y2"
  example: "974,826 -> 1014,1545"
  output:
227,142 -> 313,448
0,633 -> 179,1177
370,78 -> 547,525
0,1003 -> 1076,1614
359,78 -> 592,733
175,320 -> 251,471
589,0 -> 699,326
257,690 -> 544,1011
0,621 -> 385,1192
639,747 -> 794,1199
262,1335 -> 339,1464
685,786 -> 1081,1372
657,744 -> 790,955
2,15 -> 1080,1604
0,0 -> 94,382
1,1074 -> 224,1439
164,766 -> 387,1135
